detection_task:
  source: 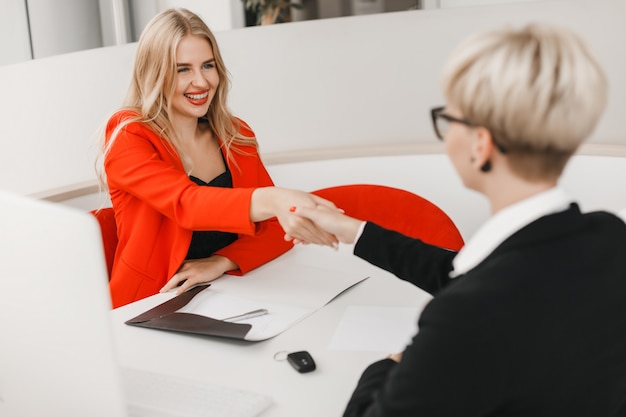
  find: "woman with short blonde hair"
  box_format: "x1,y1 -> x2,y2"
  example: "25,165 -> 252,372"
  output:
441,23 -> 608,181
295,23 -> 626,416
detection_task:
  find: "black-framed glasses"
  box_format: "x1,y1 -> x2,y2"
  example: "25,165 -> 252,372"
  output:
430,106 -> 475,140
430,106 -> 507,153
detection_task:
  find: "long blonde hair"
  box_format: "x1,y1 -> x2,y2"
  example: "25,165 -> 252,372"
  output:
102,8 -> 256,172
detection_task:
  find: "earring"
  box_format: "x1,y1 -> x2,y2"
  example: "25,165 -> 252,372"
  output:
480,160 -> 491,173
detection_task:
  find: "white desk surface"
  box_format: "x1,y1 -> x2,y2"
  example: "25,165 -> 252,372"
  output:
110,243 -> 433,417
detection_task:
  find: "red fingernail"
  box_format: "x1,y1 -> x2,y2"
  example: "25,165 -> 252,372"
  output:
289,206 -> 296,212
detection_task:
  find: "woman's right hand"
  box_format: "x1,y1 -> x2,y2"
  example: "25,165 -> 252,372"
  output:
289,204 -> 364,244
250,187 -> 340,247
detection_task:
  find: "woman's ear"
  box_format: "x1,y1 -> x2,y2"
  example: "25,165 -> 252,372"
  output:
471,127 -> 495,172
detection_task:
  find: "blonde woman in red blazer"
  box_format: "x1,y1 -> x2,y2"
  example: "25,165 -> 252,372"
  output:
102,9 -> 336,308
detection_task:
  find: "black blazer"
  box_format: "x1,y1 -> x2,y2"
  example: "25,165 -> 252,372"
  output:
344,204 -> 626,417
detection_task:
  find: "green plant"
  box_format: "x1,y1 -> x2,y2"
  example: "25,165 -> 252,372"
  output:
241,0 -> 302,25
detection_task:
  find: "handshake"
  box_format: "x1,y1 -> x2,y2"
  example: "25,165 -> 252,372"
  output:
251,187 -> 363,248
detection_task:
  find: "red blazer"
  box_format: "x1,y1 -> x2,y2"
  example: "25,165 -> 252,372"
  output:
104,110 -> 292,308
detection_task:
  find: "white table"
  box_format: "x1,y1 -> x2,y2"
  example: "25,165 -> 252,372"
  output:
110,244 -> 433,417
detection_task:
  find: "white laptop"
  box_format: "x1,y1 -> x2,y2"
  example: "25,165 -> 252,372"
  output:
0,190 -> 271,417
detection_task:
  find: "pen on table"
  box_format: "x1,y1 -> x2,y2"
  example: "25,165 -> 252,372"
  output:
223,308 -> 269,322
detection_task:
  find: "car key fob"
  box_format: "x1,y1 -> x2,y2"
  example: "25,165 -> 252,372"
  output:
287,351 -> 316,373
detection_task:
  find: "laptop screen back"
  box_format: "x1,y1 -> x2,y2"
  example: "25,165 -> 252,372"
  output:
0,191 -> 128,417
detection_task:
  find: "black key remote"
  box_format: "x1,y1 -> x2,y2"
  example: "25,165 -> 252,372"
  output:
287,351 -> 316,373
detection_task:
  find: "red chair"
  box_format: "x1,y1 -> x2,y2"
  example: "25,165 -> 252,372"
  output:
90,207 -> 118,279
312,184 -> 464,251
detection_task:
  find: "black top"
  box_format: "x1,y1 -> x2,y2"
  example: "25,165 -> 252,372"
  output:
344,204 -> 626,417
185,167 -> 238,260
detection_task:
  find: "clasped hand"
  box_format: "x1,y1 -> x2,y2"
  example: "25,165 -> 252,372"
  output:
286,204 -> 364,246
252,188 -> 342,248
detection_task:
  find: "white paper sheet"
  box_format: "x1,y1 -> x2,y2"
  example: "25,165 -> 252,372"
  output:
176,290 -> 310,341
169,260 -> 368,341
328,306 -> 421,352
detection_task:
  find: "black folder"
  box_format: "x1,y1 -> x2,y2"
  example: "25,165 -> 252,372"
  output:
125,285 -> 252,340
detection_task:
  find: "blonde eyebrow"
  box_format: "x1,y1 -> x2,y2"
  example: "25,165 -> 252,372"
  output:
176,58 -> 216,67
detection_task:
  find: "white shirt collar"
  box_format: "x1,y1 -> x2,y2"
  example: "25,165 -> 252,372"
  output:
450,187 -> 573,278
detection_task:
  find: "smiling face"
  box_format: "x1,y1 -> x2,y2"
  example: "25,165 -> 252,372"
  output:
171,35 -> 220,124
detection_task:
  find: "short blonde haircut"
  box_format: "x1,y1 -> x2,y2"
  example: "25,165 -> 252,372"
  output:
441,23 -> 608,180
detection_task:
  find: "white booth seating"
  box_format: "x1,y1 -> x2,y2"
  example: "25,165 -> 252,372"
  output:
0,0 -> 625,240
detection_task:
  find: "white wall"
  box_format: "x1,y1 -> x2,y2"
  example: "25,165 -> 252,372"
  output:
99,0 -> 132,46
0,0 -> 625,201
222,0 -> 626,155
156,0 -> 245,32
125,0 -> 246,42
0,43 -> 136,197
128,0 -> 160,41
0,0 -> 31,65
27,0 -> 103,59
